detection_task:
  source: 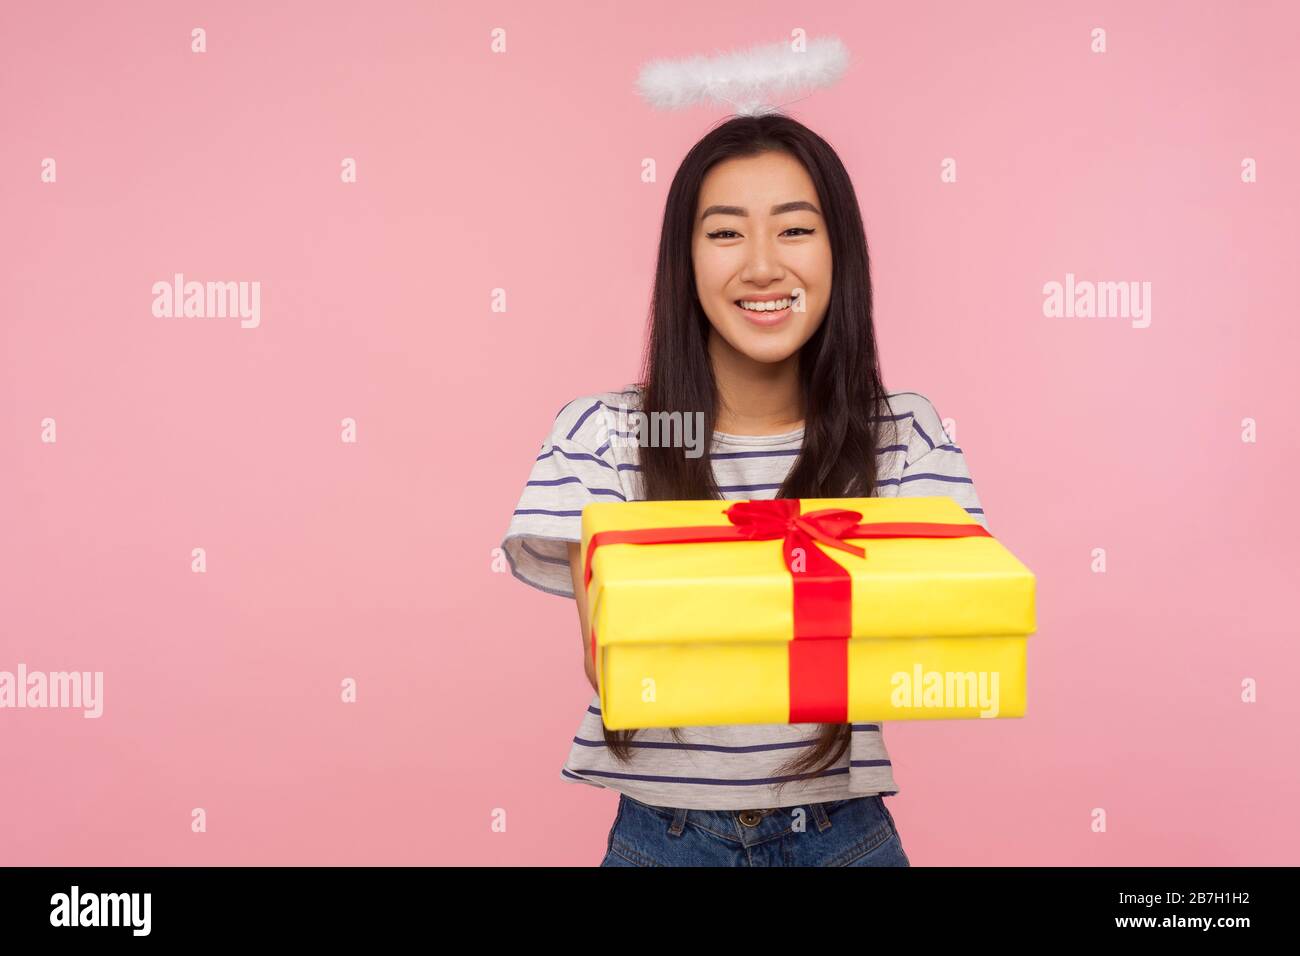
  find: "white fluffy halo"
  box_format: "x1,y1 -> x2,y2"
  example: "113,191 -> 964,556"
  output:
635,35 -> 850,116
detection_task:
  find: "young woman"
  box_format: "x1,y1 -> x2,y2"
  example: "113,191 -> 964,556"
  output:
500,114 -> 988,866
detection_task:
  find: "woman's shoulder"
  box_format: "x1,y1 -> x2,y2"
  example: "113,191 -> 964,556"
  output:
881,389 -> 942,422
546,383 -> 644,450
880,390 -> 952,453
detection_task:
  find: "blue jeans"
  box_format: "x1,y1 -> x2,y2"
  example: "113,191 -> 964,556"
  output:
599,792 -> 911,867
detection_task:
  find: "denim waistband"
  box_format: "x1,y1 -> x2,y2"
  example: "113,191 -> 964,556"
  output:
619,792 -> 878,846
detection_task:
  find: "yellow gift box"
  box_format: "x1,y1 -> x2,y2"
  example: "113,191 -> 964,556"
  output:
580,496 -> 1037,729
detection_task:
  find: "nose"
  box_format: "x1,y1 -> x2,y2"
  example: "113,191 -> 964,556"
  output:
740,232 -> 784,284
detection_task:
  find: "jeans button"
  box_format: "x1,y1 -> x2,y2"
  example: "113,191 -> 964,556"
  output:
738,810 -> 764,828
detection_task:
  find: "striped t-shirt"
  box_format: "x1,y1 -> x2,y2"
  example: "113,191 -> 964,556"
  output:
499,384 -> 989,811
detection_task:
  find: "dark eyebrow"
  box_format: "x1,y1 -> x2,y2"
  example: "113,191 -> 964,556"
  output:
699,200 -> 822,221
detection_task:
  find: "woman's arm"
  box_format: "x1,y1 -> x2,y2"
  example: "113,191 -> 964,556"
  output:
567,542 -> 599,694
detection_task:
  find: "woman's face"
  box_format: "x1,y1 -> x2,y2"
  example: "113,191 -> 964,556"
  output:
692,151 -> 832,366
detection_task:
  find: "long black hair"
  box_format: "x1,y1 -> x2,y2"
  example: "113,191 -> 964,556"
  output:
605,113 -> 899,795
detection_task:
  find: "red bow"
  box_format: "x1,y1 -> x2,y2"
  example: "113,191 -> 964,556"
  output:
724,499 -> 868,558
584,498 -> 992,723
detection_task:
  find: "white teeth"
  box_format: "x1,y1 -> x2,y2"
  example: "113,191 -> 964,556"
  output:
737,296 -> 794,312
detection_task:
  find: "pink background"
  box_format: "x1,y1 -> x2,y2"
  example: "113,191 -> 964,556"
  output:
2,1 -> 1297,866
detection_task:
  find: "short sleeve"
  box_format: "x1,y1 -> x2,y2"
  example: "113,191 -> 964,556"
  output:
499,395 -> 630,598
897,394 -> 989,532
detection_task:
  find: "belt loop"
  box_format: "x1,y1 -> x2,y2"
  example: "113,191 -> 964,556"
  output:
668,806 -> 688,836
810,802 -> 832,832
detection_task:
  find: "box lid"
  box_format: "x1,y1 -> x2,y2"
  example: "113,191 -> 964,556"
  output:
582,496 -> 1036,645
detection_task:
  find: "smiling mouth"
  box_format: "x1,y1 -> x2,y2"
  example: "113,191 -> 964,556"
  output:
733,292 -> 799,326
734,292 -> 800,313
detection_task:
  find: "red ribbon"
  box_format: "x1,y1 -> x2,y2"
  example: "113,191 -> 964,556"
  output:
583,498 -> 993,724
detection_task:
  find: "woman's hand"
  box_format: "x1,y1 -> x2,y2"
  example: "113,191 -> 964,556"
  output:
567,542 -> 599,694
